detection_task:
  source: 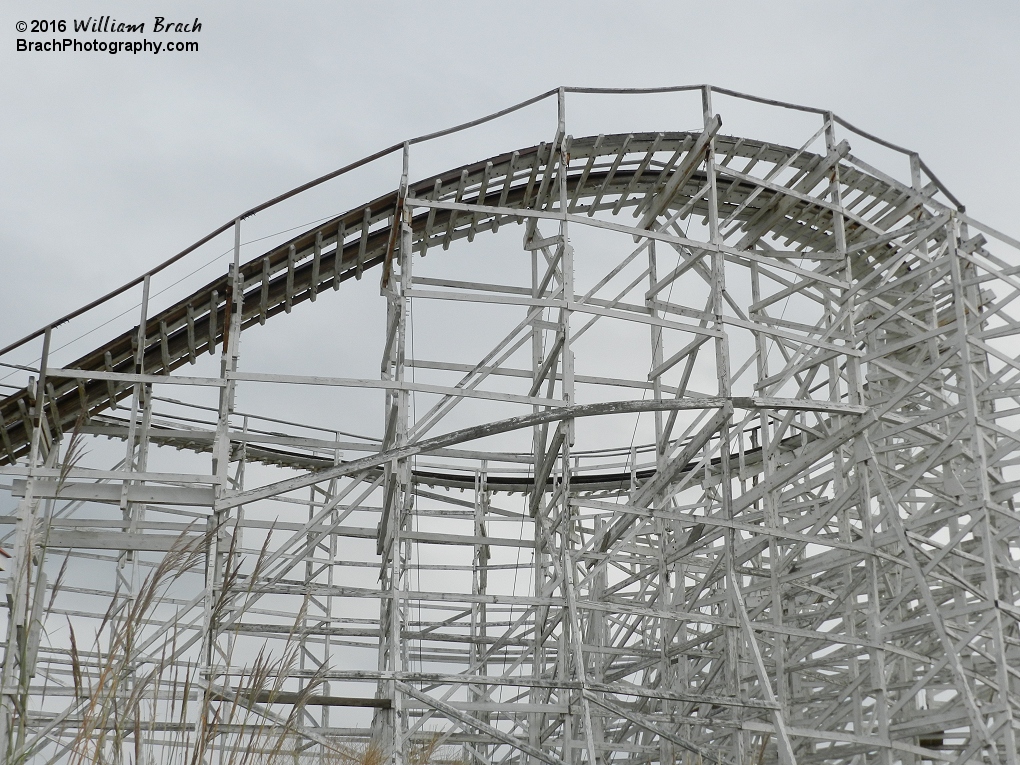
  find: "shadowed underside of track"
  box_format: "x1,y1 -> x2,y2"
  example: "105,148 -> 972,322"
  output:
0,131 -> 933,467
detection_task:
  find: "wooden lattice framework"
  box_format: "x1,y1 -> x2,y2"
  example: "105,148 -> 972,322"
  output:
1,86 -> 1019,765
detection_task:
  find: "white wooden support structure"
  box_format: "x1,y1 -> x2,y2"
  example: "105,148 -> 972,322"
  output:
0,86 -> 1019,765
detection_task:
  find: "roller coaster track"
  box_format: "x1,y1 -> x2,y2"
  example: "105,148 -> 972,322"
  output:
0,131 -> 931,468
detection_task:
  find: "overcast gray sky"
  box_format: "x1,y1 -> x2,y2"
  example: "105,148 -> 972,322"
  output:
2,0 -> 1018,353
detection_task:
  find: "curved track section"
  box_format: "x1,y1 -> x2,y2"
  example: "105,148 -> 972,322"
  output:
2,131 -> 915,465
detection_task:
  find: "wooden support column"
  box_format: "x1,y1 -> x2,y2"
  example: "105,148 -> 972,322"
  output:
0,327 -> 50,762
198,218 -> 245,762
376,144 -> 412,765
948,216 -> 1019,765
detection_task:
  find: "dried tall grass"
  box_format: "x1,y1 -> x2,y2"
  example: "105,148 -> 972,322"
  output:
55,528 -> 348,765
9,509 -> 455,765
